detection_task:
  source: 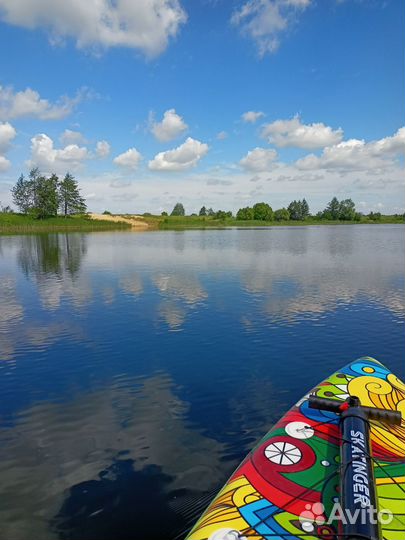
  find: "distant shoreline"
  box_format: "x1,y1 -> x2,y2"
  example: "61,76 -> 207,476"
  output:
0,213 -> 403,234
143,214 -> 404,230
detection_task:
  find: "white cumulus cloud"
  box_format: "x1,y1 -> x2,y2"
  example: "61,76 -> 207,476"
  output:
113,148 -> 142,169
60,129 -> 87,146
231,0 -> 311,57
0,156 -> 11,172
242,110 -> 265,123
371,127 -> 405,155
0,121 -> 16,171
96,140 -> 111,158
0,122 -> 16,153
296,127 -> 405,171
261,116 -> 343,149
240,147 -> 278,172
151,109 -> 188,142
149,137 -> 208,171
0,85 -> 85,121
0,0 -> 187,57
27,133 -> 90,174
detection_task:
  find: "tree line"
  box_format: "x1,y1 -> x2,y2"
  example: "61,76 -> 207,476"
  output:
11,168 -> 86,218
167,197 -> 369,222
5,172 -> 398,223
165,203 -> 232,219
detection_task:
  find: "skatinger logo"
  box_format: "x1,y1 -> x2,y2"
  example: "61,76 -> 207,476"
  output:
350,429 -> 371,507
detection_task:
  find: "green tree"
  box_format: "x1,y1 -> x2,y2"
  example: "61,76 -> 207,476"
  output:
28,167 -> 41,210
274,208 -> 290,221
325,197 -> 340,220
320,210 -> 332,220
368,211 -> 381,222
215,210 -> 232,220
288,199 -> 309,220
59,173 -> 86,216
35,173 -> 60,218
236,206 -> 254,220
301,198 -> 310,218
171,202 -> 185,216
12,168 -> 59,218
253,202 -> 273,221
320,197 -> 356,221
207,207 -> 215,216
12,174 -> 31,213
288,200 -> 299,220
161,211 -> 168,216
338,198 -> 356,220
199,206 -> 207,216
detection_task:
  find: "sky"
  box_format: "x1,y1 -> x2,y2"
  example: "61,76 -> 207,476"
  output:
0,0 -> 404,215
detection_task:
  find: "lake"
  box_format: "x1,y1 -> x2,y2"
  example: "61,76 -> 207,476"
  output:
0,225 -> 404,540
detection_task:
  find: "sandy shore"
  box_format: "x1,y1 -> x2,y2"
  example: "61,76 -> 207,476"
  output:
88,213 -> 149,230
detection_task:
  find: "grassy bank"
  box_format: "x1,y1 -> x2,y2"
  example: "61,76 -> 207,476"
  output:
154,214 -> 405,230
1,212 -> 403,233
0,213 -> 131,233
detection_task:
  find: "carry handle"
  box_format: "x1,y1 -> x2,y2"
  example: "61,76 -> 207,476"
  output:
308,395 -> 342,413
308,395 -> 402,425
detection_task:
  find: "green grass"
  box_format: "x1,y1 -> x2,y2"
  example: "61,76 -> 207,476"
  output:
0,213 -> 131,233
153,214 -> 405,230
158,215 -> 229,229
1,212 -> 403,234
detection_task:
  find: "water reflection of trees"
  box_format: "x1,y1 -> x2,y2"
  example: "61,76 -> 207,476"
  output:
17,233 -> 87,278
52,459 -> 180,540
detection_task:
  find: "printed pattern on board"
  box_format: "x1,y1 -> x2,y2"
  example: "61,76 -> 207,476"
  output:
187,357 -> 405,540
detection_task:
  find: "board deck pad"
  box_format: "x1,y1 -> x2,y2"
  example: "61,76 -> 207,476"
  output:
186,357 -> 405,540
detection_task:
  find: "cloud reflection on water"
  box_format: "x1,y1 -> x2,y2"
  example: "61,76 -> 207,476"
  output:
0,227 -> 403,539
0,227 -> 403,361
0,277 -> 24,360
0,373 -> 225,540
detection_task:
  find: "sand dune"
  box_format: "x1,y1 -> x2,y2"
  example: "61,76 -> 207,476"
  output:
88,213 -> 149,230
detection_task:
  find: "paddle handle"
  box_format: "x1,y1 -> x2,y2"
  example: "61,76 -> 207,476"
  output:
308,395 -> 342,413
308,395 -> 402,425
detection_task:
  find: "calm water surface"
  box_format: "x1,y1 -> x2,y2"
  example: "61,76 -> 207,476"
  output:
0,225 -> 404,540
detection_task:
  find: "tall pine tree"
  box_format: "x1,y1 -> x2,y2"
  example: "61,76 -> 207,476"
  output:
326,197 -> 340,220
59,173 -> 87,216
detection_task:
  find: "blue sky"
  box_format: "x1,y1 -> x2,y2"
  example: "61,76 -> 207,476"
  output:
0,0 -> 404,214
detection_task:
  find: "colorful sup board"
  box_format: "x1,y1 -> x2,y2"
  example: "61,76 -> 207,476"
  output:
186,357 -> 405,540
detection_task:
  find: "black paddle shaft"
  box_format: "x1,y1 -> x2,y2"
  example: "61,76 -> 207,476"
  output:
309,395 -> 401,540
340,404 -> 379,540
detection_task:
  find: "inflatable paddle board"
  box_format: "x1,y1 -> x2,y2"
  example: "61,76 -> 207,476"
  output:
186,357 -> 405,540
